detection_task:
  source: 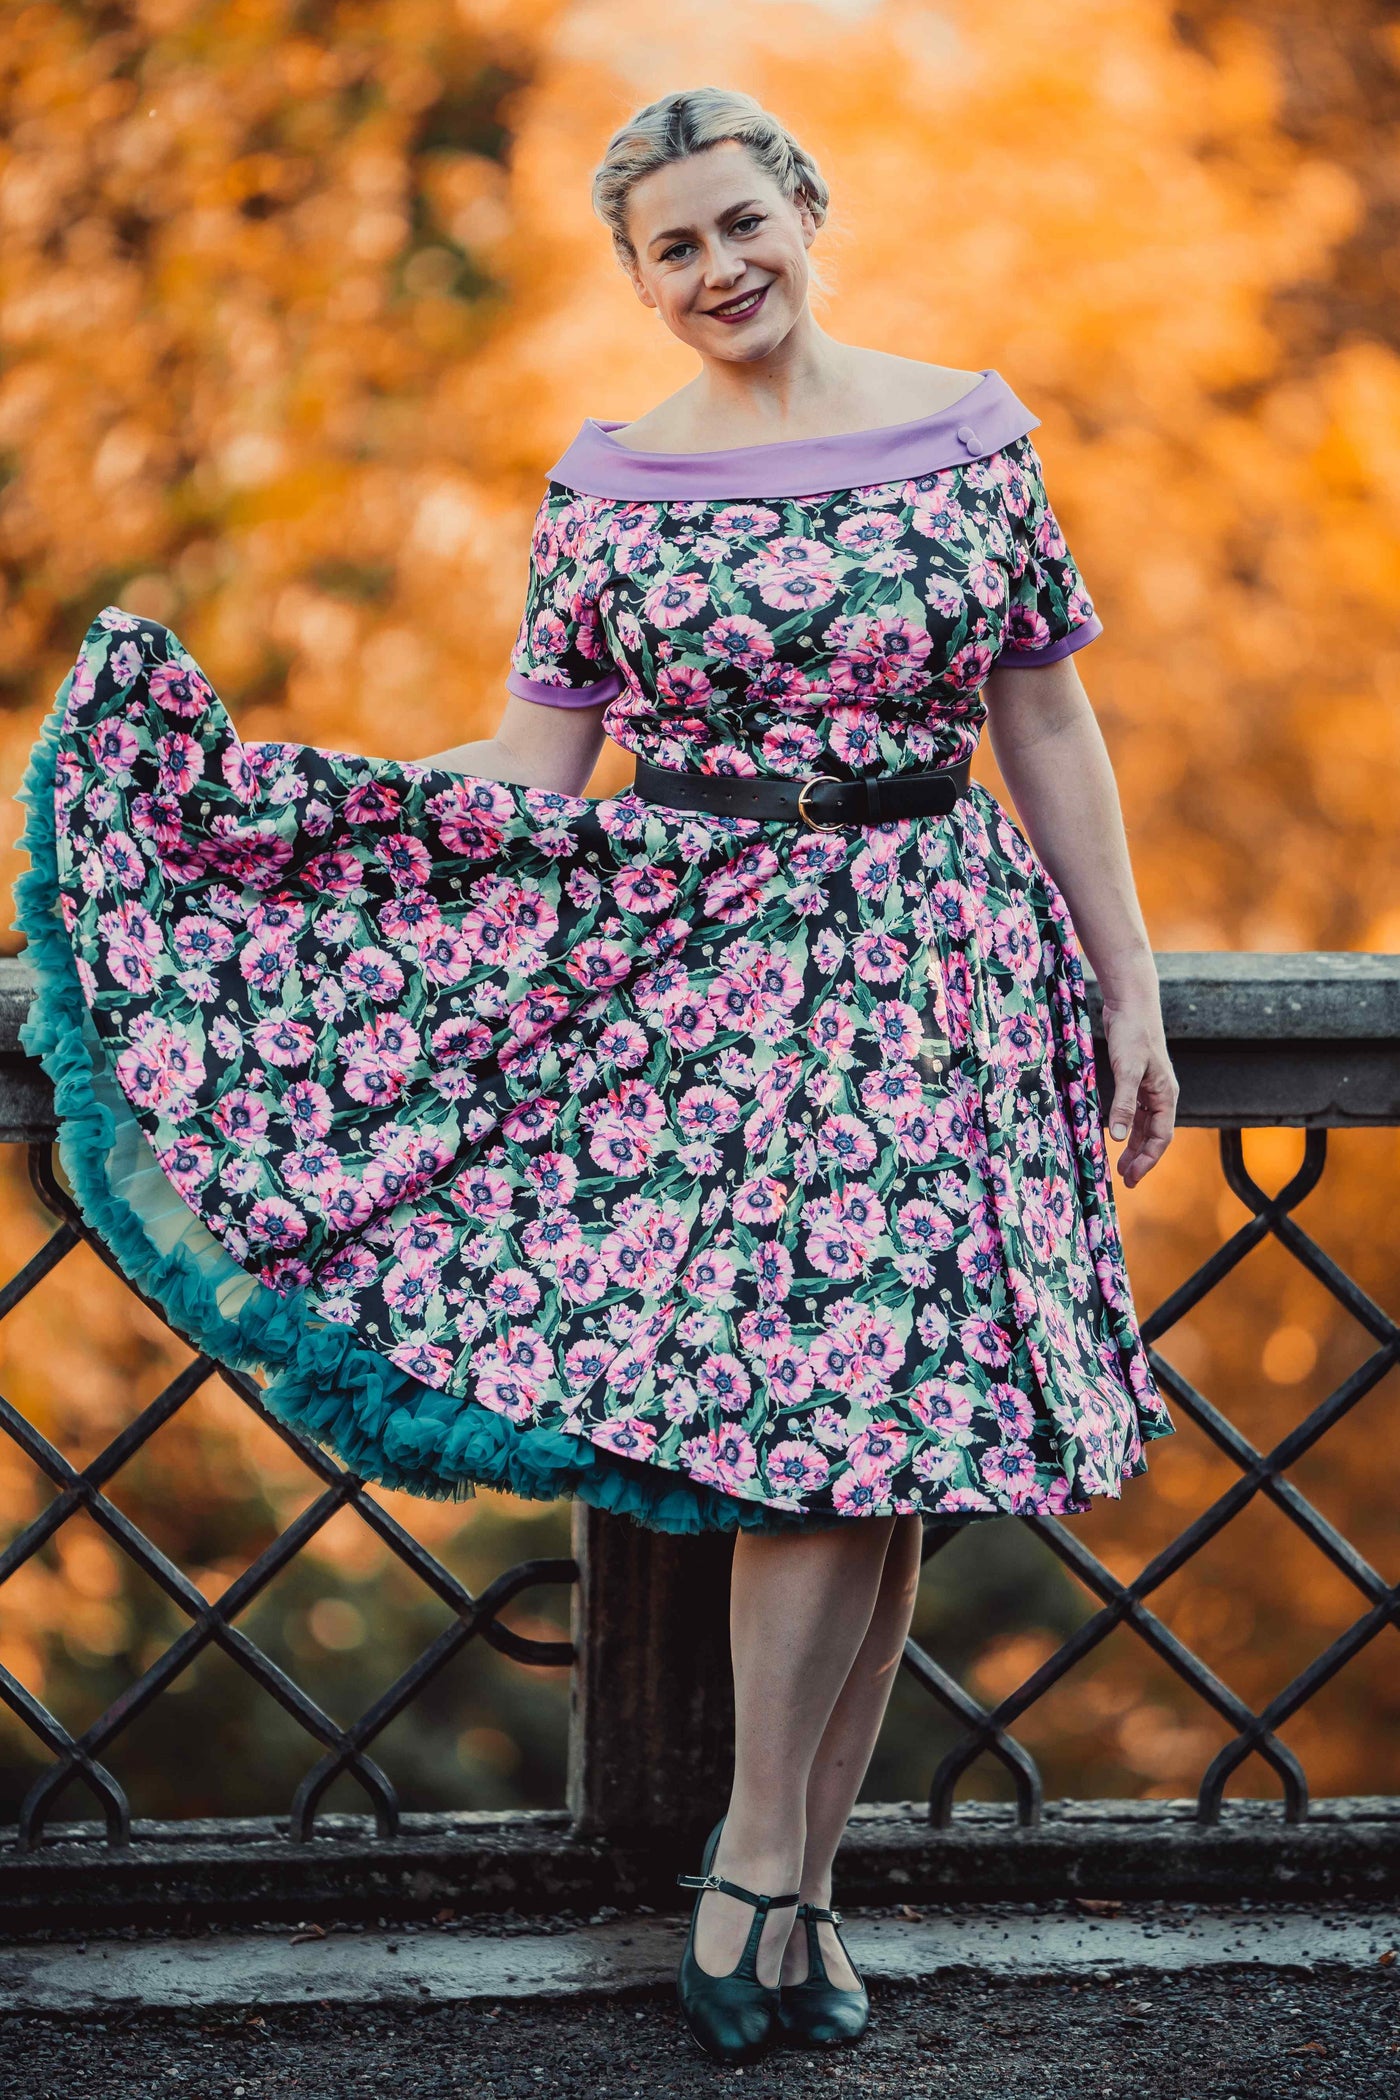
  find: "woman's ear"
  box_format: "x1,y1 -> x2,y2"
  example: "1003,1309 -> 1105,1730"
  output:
622,259 -> 656,311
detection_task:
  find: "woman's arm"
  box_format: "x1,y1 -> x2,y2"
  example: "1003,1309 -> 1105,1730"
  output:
422,691 -> 612,799
982,652 -> 1177,1188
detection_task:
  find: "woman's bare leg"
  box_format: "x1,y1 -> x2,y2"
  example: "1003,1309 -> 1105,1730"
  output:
779,1510 -> 925,1987
690,1513 -> 897,1987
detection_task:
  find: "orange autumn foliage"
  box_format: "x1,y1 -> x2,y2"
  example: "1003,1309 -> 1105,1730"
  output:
0,1 -> 1395,1817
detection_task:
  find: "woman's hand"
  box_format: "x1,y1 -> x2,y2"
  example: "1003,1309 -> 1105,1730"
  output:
1099,989 -> 1179,1188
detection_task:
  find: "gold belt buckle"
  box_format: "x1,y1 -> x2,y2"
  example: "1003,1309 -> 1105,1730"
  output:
796,773 -> 844,831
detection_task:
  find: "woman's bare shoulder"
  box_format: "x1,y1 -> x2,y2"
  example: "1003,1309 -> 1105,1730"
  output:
604,386 -> 704,454
604,354 -> 988,453
855,351 -> 987,418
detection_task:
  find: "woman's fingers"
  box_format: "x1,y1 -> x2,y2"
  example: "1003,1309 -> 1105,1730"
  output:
1107,1060 -> 1144,1142
1100,997 -> 1179,1186
1115,1062 -> 1179,1187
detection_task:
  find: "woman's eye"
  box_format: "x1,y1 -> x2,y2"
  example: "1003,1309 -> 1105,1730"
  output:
661,217 -> 763,262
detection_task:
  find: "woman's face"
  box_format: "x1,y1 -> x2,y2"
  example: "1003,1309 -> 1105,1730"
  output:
622,139 -> 817,360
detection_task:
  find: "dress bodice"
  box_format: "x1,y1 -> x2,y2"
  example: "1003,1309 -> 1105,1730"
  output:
506,368 -> 1102,778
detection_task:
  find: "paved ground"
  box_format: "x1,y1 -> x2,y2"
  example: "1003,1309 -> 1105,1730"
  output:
4,1967 -> 1398,2099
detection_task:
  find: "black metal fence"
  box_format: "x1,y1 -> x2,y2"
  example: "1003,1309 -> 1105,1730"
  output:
4,1137 -> 574,1851
913,1118 -> 1398,1827
1,953 -> 1396,1882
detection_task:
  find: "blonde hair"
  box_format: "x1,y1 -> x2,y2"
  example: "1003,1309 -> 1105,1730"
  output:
592,87 -> 834,301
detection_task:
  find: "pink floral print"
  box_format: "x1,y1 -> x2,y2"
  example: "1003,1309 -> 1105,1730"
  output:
30,390 -> 1172,1527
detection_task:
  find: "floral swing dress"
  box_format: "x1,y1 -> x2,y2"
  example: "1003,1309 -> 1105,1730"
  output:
15,366 -> 1174,1537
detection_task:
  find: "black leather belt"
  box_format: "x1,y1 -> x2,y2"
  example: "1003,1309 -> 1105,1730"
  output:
630,756 -> 973,829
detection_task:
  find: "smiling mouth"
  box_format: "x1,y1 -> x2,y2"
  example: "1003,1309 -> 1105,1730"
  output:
706,285 -> 769,320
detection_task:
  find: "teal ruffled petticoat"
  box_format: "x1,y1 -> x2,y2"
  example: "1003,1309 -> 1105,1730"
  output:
13,633 -> 844,1536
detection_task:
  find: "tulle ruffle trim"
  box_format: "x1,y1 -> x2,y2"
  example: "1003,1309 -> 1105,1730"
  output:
13,670 -> 847,1537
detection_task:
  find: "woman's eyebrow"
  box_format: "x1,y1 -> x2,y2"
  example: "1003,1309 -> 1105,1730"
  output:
648,200 -> 765,250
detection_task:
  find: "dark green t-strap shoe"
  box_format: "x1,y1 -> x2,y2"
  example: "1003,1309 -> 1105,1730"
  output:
675,1816 -> 801,2064
775,1899 -> 870,2048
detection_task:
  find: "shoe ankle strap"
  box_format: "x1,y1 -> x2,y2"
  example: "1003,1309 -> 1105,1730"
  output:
677,1870 -> 802,1912
797,1900 -> 843,1925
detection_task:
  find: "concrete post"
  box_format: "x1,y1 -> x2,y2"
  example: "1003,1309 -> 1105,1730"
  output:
567,1502 -> 735,1860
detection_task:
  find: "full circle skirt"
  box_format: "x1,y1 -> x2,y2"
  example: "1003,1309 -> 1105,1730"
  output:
13,610 -> 1174,1535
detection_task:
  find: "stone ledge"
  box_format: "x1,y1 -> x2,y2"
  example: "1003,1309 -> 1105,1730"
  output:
2,1799 -> 1397,1934
6,950 -> 1398,1046
1139,951 -> 1400,1039
1,1903 -> 1397,2014
5,953 -> 1400,1137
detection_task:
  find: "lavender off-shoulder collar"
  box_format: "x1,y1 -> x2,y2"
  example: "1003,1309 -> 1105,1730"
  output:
545,367 -> 1040,500
505,368 -> 1099,709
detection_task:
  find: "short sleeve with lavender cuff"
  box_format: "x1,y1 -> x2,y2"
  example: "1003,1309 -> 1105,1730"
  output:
505,484 -> 625,709
993,435 -> 1103,668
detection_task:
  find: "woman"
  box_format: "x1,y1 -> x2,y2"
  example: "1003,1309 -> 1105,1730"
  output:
15,87 -> 1177,2065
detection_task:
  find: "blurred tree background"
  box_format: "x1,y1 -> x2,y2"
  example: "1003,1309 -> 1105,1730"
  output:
0,0 -> 1396,1826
